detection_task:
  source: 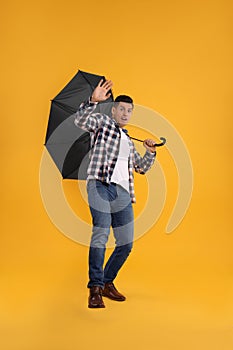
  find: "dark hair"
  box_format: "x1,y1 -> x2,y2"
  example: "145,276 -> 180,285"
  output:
114,95 -> 134,105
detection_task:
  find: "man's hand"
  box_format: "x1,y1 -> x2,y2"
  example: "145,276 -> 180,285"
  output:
90,79 -> 113,103
143,139 -> 156,153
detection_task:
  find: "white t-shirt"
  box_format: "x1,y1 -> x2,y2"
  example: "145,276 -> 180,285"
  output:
110,129 -> 130,192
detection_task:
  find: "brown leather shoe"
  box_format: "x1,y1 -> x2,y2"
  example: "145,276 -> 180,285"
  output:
88,286 -> 105,308
102,282 -> 126,301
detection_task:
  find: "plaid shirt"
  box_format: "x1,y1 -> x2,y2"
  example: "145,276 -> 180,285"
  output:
74,99 -> 156,203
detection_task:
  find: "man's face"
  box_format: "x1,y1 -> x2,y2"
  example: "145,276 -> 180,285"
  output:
111,102 -> 133,127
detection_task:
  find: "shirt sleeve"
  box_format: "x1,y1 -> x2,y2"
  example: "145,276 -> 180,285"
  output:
133,148 -> 156,174
74,98 -> 104,133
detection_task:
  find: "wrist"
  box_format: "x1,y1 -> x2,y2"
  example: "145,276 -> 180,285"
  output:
147,149 -> 156,155
90,96 -> 98,104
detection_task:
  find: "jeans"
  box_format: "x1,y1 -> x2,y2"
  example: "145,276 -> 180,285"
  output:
87,180 -> 134,288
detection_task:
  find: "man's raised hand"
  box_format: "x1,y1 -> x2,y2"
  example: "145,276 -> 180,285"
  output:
91,79 -> 113,103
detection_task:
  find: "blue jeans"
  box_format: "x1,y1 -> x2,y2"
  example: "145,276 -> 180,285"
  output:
87,180 -> 134,288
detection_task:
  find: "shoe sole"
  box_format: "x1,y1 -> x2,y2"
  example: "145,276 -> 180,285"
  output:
88,304 -> 105,308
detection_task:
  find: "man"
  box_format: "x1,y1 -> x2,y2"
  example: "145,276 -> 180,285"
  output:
74,79 -> 156,308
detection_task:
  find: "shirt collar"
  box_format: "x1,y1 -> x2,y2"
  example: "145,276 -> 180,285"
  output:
111,116 -> 128,135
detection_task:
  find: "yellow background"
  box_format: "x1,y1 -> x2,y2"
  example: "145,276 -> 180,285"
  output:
1,0 -> 233,349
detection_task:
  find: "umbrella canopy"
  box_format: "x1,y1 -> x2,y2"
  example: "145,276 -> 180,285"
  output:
45,70 -> 114,180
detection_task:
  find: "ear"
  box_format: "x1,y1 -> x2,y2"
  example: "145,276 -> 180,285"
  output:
111,106 -> 116,115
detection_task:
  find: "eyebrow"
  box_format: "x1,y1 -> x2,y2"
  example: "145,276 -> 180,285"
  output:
119,106 -> 133,110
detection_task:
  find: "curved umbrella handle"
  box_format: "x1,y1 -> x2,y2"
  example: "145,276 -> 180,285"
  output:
153,137 -> 167,147
130,136 -> 167,147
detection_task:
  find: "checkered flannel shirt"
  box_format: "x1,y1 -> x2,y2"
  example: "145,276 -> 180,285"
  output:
74,99 -> 156,203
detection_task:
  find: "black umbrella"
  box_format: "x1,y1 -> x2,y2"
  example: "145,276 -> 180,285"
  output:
45,70 -> 114,180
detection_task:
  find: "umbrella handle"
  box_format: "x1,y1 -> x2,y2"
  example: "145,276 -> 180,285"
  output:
154,137 -> 167,147
130,136 -> 167,147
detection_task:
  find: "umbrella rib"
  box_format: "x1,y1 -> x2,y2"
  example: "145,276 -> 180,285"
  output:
52,100 -> 77,114
79,70 -> 99,90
